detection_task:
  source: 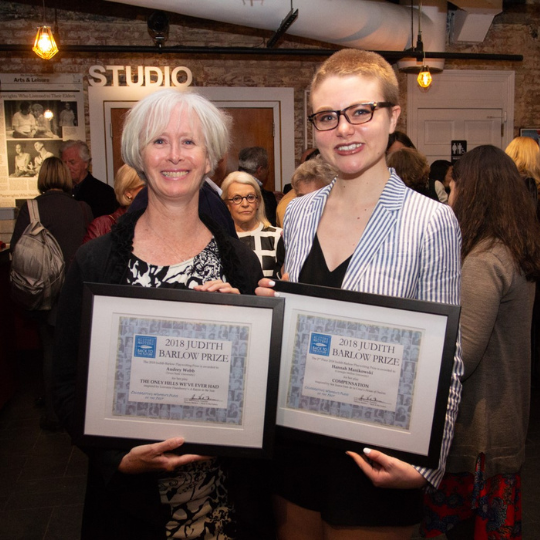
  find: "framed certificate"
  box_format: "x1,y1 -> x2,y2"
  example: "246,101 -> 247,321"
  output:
273,281 -> 460,468
74,283 -> 284,458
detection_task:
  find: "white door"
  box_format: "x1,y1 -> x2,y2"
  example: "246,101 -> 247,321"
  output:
407,70 -> 514,164
416,108 -> 504,163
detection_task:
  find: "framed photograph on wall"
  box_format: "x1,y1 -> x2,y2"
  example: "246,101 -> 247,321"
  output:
519,128 -> 540,143
75,283 -> 284,458
273,281 -> 460,469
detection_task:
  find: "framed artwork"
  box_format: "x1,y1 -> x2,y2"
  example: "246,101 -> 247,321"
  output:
75,283 -> 284,458
274,281 -> 460,468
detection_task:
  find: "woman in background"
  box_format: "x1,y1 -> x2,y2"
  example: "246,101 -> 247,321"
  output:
387,147 -> 435,200
505,136 -> 540,204
221,171 -> 283,278
83,164 -> 144,243
11,157 -> 92,431
421,145 -> 540,539
429,159 -> 452,200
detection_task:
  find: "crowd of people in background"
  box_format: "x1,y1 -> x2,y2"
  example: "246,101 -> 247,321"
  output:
8,47 -> 540,540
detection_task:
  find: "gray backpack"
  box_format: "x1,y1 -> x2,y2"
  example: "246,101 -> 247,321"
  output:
10,199 -> 65,310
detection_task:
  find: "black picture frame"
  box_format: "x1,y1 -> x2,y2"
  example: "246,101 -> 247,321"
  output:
273,280 -> 460,468
74,283 -> 284,459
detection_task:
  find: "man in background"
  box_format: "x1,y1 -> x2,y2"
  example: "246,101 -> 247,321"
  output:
61,140 -> 117,218
238,146 -> 277,226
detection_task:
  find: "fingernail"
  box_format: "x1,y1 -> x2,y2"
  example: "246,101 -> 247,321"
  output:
268,280 -> 275,287
274,292 -> 281,298
363,447 -> 372,455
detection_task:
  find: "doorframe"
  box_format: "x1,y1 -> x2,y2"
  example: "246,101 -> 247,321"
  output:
89,86 -> 295,189
407,70 -> 515,151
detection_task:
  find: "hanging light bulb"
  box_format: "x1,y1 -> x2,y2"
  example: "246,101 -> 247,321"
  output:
33,26 -> 59,59
417,65 -> 432,88
32,1 -> 59,60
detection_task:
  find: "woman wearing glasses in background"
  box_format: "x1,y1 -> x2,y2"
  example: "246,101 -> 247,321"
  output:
257,49 -> 463,539
222,171 -> 284,278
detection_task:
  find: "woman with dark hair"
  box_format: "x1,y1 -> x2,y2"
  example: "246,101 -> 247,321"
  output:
421,145 -> 540,539
10,157 -> 92,431
386,147 -> 432,198
428,159 -> 452,202
386,129 -> 416,155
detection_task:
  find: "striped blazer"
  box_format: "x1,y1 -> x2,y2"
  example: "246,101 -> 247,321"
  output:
283,170 -> 463,488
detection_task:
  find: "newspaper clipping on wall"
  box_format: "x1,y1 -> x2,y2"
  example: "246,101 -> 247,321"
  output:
0,73 -> 85,207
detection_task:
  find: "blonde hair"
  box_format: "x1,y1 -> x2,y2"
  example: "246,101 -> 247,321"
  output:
37,156 -> 72,194
122,88 -> 231,182
291,156 -> 337,191
221,171 -> 270,227
505,136 -> 540,185
310,49 -> 399,105
114,164 -> 144,207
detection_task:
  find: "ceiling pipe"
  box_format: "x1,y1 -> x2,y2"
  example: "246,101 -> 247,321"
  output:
0,43 -> 523,62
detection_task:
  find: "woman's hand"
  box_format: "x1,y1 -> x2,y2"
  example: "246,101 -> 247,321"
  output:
118,437 -> 209,475
255,273 -> 289,297
346,448 -> 427,489
194,279 -> 240,294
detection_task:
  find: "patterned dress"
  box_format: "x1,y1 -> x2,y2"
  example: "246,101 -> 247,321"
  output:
125,239 -> 235,540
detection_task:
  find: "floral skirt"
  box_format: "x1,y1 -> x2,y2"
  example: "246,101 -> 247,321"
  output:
420,454 -> 522,539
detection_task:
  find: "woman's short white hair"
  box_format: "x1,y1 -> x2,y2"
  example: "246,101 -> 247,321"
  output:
221,171 -> 270,228
121,88 -> 231,182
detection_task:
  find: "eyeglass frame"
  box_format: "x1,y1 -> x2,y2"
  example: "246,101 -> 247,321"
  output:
226,194 -> 259,205
308,101 -> 395,132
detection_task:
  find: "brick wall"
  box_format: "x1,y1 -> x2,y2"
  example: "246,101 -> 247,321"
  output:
0,1 -> 537,164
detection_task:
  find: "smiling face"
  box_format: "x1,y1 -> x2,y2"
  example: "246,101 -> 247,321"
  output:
225,181 -> 260,231
141,105 -> 211,204
311,74 -> 400,182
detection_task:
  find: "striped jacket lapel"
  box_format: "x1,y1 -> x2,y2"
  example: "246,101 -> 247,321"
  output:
342,172 -> 406,291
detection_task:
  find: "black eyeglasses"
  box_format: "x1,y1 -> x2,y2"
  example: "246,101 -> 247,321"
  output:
227,194 -> 258,205
308,102 -> 395,131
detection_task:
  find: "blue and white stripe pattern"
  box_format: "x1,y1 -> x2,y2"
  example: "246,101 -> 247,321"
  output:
283,169 -> 463,488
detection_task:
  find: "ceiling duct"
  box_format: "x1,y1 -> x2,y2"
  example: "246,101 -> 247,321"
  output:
105,0 -> 441,53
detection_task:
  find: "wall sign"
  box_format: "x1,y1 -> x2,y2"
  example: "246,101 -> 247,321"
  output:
0,73 -> 85,208
451,140 -> 467,164
88,65 -> 193,88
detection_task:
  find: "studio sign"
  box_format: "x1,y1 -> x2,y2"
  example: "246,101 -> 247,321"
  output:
88,65 -> 193,88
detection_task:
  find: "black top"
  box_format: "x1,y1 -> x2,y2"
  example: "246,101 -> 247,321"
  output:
10,190 -> 92,272
73,172 -> 118,218
299,234 -> 351,288
261,188 -> 278,227
129,182 -> 238,238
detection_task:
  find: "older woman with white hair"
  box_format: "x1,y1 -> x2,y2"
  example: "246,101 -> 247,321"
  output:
53,88 -> 264,539
221,171 -> 284,278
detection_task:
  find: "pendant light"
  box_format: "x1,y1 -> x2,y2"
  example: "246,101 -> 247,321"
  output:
32,0 -> 59,60
417,66 -> 432,88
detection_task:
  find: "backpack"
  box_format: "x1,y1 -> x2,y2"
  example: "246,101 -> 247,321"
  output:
10,199 -> 65,310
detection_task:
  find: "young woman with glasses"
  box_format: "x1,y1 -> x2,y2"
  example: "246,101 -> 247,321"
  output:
257,49 -> 463,540
221,171 -> 284,278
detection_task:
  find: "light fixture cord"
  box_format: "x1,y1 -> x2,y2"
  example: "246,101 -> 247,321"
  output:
410,0 -> 414,50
